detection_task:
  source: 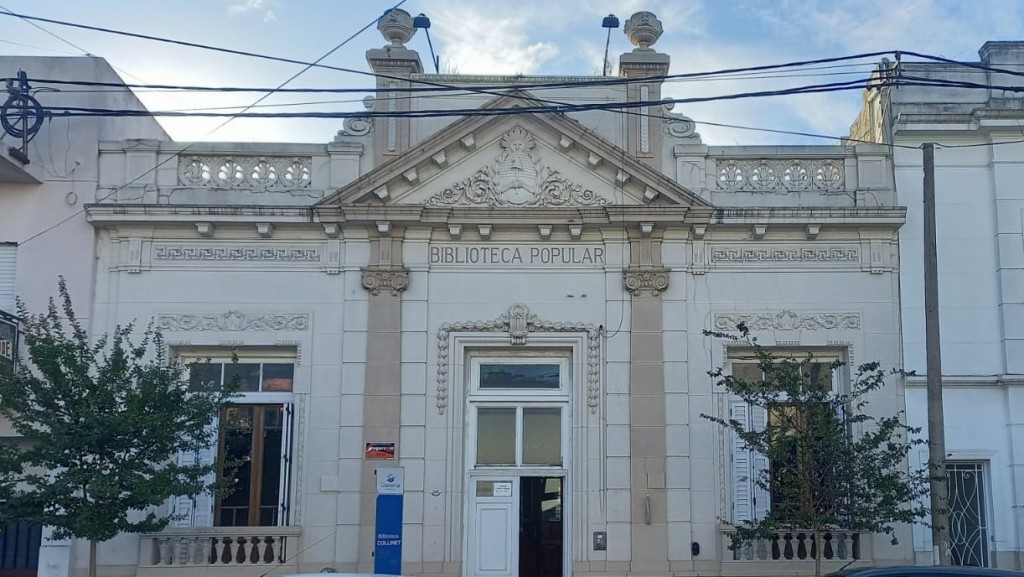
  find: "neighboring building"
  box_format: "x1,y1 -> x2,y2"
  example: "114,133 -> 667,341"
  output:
0,56 -> 169,577
77,10 -> 911,577
850,42 -> 1024,569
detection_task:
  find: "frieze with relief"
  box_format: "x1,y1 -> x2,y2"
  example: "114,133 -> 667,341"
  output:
157,311 -> 310,332
153,245 -> 321,262
427,125 -> 609,207
710,246 -> 859,263
713,311 -> 861,331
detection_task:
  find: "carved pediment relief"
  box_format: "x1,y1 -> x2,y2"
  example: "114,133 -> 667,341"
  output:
427,126 -> 608,208
318,92 -> 711,209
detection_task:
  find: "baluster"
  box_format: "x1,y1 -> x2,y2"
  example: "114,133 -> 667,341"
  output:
783,533 -> 794,559
796,533 -> 807,560
210,537 -> 221,564
809,533 -> 817,561
837,532 -> 848,560
218,537 -> 232,564
174,538 -> 189,564
187,537 -> 200,564
824,533 -> 834,560
755,538 -> 768,560
851,533 -> 861,560
249,536 -> 263,563
235,537 -> 249,564
202,537 -> 214,564
264,536 -> 277,563
742,542 -> 753,560
771,533 -> 781,560
157,537 -> 171,565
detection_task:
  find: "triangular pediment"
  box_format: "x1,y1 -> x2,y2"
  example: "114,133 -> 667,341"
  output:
317,91 -> 710,208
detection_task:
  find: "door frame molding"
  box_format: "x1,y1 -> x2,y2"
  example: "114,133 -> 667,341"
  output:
457,341 -> 581,577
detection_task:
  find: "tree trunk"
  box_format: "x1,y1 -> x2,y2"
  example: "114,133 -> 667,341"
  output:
813,529 -> 822,577
89,538 -> 97,577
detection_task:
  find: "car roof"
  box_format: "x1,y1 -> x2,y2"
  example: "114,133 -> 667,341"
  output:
277,574 -> 418,577
830,567 -> 1023,577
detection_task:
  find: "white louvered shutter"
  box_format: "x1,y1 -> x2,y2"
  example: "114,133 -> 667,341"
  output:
731,401 -> 754,523
731,401 -> 771,522
0,244 -> 15,313
277,402 -> 294,526
172,416 -> 219,527
750,405 -> 771,521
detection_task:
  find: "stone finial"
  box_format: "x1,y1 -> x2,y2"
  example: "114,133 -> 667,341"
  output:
624,11 -> 663,51
377,8 -> 416,47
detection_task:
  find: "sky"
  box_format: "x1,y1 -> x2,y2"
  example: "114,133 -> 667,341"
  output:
1,0 -> 1022,146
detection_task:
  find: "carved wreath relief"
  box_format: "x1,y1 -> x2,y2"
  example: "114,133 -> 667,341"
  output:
427,126 -> 609,207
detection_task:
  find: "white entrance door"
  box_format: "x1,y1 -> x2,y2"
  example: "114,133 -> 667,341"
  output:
467,477 -> 518,577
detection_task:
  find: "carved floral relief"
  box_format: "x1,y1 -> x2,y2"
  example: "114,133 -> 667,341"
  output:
427,126 -> 609,207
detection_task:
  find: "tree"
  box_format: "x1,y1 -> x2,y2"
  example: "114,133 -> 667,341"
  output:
0,279 -> 234,577
701,324 -> 930,577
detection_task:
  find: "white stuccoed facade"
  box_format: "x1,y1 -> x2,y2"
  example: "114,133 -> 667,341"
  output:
2,11 -> 926,577
851,41 -> 1024,569
0,56 -> 169,577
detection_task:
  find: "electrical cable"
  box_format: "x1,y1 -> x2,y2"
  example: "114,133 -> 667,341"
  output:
0,9 -> 896,97
3,64 -> 882,96
32,77 -> 888,119
0,2 -> 92,56
901,50 -> 1024,80
17,1 -> 408,247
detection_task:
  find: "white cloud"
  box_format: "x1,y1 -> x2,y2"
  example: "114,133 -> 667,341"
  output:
228,0 -> 277,22
430,5 -> 558,75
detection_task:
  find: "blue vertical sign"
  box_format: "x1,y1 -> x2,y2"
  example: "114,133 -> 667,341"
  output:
374,467 -> 404,575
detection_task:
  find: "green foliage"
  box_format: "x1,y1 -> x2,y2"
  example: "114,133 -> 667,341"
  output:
0,278 -> 234,543
701,323 -> 930,570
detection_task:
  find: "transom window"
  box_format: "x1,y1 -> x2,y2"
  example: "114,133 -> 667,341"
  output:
189,361 -> 294,392
479,363 -> 560,389
470,356 -> 569,397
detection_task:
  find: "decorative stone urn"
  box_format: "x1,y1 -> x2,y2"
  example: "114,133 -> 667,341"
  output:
623,11 -> 663,51
377,8 -> 416,47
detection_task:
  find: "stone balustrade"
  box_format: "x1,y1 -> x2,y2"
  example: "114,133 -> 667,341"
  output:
97,139 -> 362,205
676,145 -> 894,208
721,528 -> 871,568
138,526 -> 301,575
713,157 -> 846,193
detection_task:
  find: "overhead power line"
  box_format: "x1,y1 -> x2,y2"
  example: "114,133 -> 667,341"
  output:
0,2 -> 92,56
2,66 -> 881,97
32,77 -> 887,119
0,9 -> 895,96
36,75 -> 1024,121
17,1 -> 407,246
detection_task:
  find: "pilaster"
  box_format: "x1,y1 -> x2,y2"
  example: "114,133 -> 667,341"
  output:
624,229 -> 670,572
357,227 -> 409,571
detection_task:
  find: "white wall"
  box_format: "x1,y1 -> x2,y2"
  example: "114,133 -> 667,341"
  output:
0,57 -> 168,322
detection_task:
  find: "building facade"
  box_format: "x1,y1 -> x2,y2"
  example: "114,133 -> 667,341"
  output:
6,11 -> 916,577
851,41 -> 1024,569
0,55 -> 169,577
